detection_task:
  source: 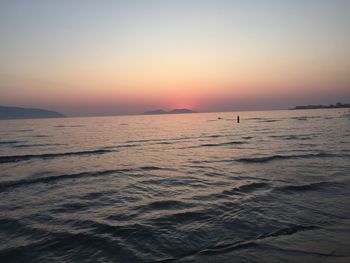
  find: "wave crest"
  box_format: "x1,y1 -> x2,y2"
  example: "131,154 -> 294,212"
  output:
235,153 -> 345,163
0,149 -> 113,164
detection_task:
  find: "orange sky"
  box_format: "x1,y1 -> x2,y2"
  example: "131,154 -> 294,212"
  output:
1,0 -> 349,115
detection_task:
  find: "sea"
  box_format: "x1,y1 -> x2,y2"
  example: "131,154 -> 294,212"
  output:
0,109 -> 349,262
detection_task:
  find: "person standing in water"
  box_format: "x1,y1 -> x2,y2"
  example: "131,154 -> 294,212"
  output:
237,115 -> 240,123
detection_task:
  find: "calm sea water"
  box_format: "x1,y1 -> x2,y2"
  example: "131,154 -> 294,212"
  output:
0,109 -> 349,262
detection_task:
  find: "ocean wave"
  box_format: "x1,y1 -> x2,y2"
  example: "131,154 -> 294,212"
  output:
273,181 -> 344,193
200,224 -> 321,255
200,225 -> 321,256
135,200 -> 194,213
54,125 -> 85,128
141,177 -> 203,188
192,152 -> 348,165
207,134 -> 221,138
14,143 -> 66,148
151,209 -> 211,225
156,141 -> 175,145
138,166 -> 164,171
257,119 -> 280,123
103,143 -> 138,149
291,116 -> 308,121
125,134 -> 211,145
159,224 -> 324,262
270,135 -> 314,140
0,140 -> 23,145
125,134 -> 231,146
0,169 -> 127,191
235,152 -> 346,163
0,166 -> 169,191
52,201 -> 92,213
0,228 -> 140,262
11,129 -> 33,132
190,182 -> 270,201
0,149 -> 113,164
230,182 -> 270,193
248,117 -> 264,120
200,141 -> 247,147
31,134 -> 49,137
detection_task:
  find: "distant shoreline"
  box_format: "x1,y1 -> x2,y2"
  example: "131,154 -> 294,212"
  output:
290,102 -> 350,110
2,104 -> 349,120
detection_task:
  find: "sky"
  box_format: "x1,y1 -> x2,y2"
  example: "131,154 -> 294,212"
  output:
0,0 -> 349,116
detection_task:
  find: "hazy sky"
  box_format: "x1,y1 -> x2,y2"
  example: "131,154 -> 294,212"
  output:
1,0 -> 349,115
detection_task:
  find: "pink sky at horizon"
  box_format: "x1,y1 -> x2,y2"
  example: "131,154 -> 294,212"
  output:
1,0 -> 349,116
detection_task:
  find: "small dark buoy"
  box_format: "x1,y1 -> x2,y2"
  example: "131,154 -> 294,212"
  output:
237,115 -> 240,123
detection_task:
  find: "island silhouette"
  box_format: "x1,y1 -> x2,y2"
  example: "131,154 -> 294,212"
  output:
143,108 -> 197,115
0,106 -> 65,120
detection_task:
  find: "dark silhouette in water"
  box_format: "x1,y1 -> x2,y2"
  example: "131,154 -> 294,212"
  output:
237,115 -> 240,123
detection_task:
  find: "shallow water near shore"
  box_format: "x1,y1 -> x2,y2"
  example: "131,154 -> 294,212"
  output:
0,109 -> 350,262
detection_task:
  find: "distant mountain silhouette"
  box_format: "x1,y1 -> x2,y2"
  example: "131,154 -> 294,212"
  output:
0,106 -> 65,120
143,109 -> 168,115
143,108 -> 197,115
168,109 -> 197,114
